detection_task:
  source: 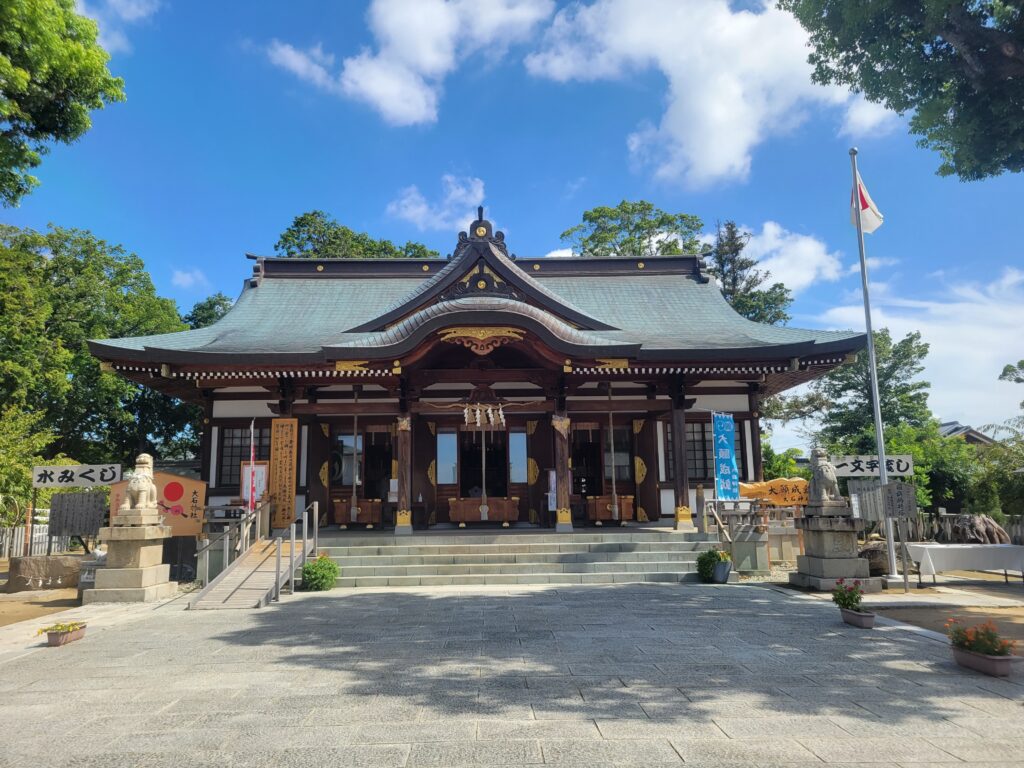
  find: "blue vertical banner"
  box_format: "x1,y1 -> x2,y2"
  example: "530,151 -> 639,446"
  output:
712,412 -> 740,500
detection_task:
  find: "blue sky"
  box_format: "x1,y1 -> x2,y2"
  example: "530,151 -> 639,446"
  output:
7,0 -> 1024,447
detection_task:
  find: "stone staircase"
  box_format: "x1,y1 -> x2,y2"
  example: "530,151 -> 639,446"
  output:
318,530 -> 719,588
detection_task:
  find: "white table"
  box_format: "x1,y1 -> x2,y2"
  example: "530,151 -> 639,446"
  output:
905,543 -> 1024,585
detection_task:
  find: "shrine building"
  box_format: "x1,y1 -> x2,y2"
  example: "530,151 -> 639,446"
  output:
90,211 -> 865,532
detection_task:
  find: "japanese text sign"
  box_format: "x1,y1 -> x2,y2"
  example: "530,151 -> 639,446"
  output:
33,464 -> 121,489
109,472 -> 206,536
712,412 -> 740,500
830,455 -> 913,477
740,478 -> 809,507
884,480 -> 916,519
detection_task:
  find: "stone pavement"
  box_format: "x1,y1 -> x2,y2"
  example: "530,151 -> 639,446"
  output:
1,583 -> 1023,767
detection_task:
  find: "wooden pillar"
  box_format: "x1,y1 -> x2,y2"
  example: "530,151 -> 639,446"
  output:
634,417 -> 660,521
395,413 -> 412,535
305,418 -> 330,527
552,412 -> 572,532
749,384 -> 764,482
198,392 -> 214,485
671,384 -> 692,528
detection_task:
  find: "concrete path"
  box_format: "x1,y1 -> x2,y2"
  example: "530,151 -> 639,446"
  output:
1,583 -> 1023,767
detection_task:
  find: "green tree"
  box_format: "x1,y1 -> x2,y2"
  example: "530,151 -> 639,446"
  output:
276,210 -> 439,259
779,0 -> 1024,181
1001,359 -> 1024,384
779,329 -> 931,447
184,292 -> 233,329
0,407 -> 51,510
560,200 -> 705,258
761,442 -> 810,481
0,0 -> 125,206
706,221 -> 793,325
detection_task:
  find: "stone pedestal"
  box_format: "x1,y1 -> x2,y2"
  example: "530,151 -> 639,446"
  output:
789,506 -> 883,592
83,455 -> 177,604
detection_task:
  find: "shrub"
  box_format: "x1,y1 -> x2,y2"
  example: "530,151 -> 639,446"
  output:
696,549 -> 729,583
37,621 -> 85,636
945,618 -> 1016,656
301,554 -> 339,591
831,578 -> 865,611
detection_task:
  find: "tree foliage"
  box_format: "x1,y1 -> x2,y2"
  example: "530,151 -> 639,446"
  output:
276,210 -> 439,259
0,225 -> 196,481
778,329 -> 931,447
761,443 -> 810,481
780,0 -> 1024,181
706,221 -> 793,325
184,292 -> 233,329
560,200 -> 705,258
0,0 -> 125,206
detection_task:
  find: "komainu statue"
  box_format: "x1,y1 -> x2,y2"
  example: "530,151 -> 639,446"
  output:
119,453 -> 159,512
807,447 -> 841,504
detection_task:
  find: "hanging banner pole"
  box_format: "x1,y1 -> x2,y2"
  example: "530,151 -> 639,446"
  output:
850,147 -> 897,578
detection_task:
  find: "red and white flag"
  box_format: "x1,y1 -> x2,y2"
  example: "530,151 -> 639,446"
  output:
248,418 -> 256,513
851,172 -> 884,233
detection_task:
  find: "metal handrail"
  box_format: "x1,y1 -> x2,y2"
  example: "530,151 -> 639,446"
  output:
196,500 -> 271,586
272,501 -> 318,601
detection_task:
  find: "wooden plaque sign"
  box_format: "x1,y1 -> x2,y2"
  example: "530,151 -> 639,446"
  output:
740,477 -> 809,507
884,480 -> 916,519
269,418 -> 299,528
109,472 -> 206,537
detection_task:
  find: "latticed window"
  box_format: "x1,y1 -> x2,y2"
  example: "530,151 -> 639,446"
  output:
218,427 -> 271,487
664,421 -> 745,483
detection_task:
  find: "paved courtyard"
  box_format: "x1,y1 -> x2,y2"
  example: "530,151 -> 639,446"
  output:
2,584 -> 1023,767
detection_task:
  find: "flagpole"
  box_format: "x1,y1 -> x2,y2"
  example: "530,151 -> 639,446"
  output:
849,147 -> 897,578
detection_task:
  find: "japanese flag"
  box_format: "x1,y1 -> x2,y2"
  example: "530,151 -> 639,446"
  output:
851,172 -> 883,233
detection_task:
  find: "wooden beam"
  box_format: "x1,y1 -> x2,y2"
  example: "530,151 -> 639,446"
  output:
411,401 -> 555,415
566,399 -> 671,414
285,402 -> 401,416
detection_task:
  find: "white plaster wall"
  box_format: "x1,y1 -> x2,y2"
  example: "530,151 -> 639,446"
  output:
744,420 -> 755,480
208,426 -> 219,483
212,400 -> 276,418
690,394 -> 748,412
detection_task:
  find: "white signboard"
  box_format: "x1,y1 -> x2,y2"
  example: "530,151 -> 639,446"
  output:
830,455 -> 913,477
240,461 -> 269,504
32,464 -> 121,489
884,481 -> 916,519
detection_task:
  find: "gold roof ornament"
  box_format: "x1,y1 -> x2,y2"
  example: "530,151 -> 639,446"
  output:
594,358 -> 630,370
334,360 -> 369,372
438,327 -> 525,355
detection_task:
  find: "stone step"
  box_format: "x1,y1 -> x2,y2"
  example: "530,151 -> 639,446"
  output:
334,560 -> 700,578
330,550 -> 702,567
317,531 -> 710,547
319,541 -> 710,557
334,571 -> 702,588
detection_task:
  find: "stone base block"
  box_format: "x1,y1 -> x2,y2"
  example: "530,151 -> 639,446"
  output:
789,572 -> 883,593
82,581 -> 177,604
4,555 -> 83,593
802,529 -> 861,559
804,500 -> 853,517
795,515 -> 864,532
394,523 -> 413,536
796,555 -> 870,579
94,563 -> 170,590
111,512 -> 163,526
99,525 -> 172,541
105,541 -> 165,569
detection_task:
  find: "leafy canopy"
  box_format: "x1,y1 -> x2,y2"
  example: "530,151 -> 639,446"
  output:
0,0 -> 125,206
560,200 -> 705,258
276,210 -> 439,259
184,292 -> 233,329
780,0 -> 1024,181
705,221 -> 793,325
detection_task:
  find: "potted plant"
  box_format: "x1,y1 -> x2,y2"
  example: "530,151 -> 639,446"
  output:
696,549 -> 732,583
832,578 -> 875,628
37,621 -> 87,647
945,618 -> 1017,677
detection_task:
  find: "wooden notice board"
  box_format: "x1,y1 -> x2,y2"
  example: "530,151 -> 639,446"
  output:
269,418 -> 299,528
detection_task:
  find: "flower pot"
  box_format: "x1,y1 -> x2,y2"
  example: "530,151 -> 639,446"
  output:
952,646 -> 1015,677
712,561 -> 732,584
46,626 -> 86,647
840,608 -> 875,628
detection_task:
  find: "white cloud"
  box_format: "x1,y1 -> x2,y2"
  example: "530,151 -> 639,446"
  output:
525,0 -> 880,186
77,0 -> 160,54
840,94 -> 901,138
268,0 -> 553,125
387,174 -> 485,231
171,268 -> 209,290
742,221 -> 843,293
818,267 -> 1024,431
543,248 -> 574,258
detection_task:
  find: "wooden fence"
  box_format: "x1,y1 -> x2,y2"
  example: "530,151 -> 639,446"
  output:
0,520 -> 72,559
900,513 -> 1023,545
